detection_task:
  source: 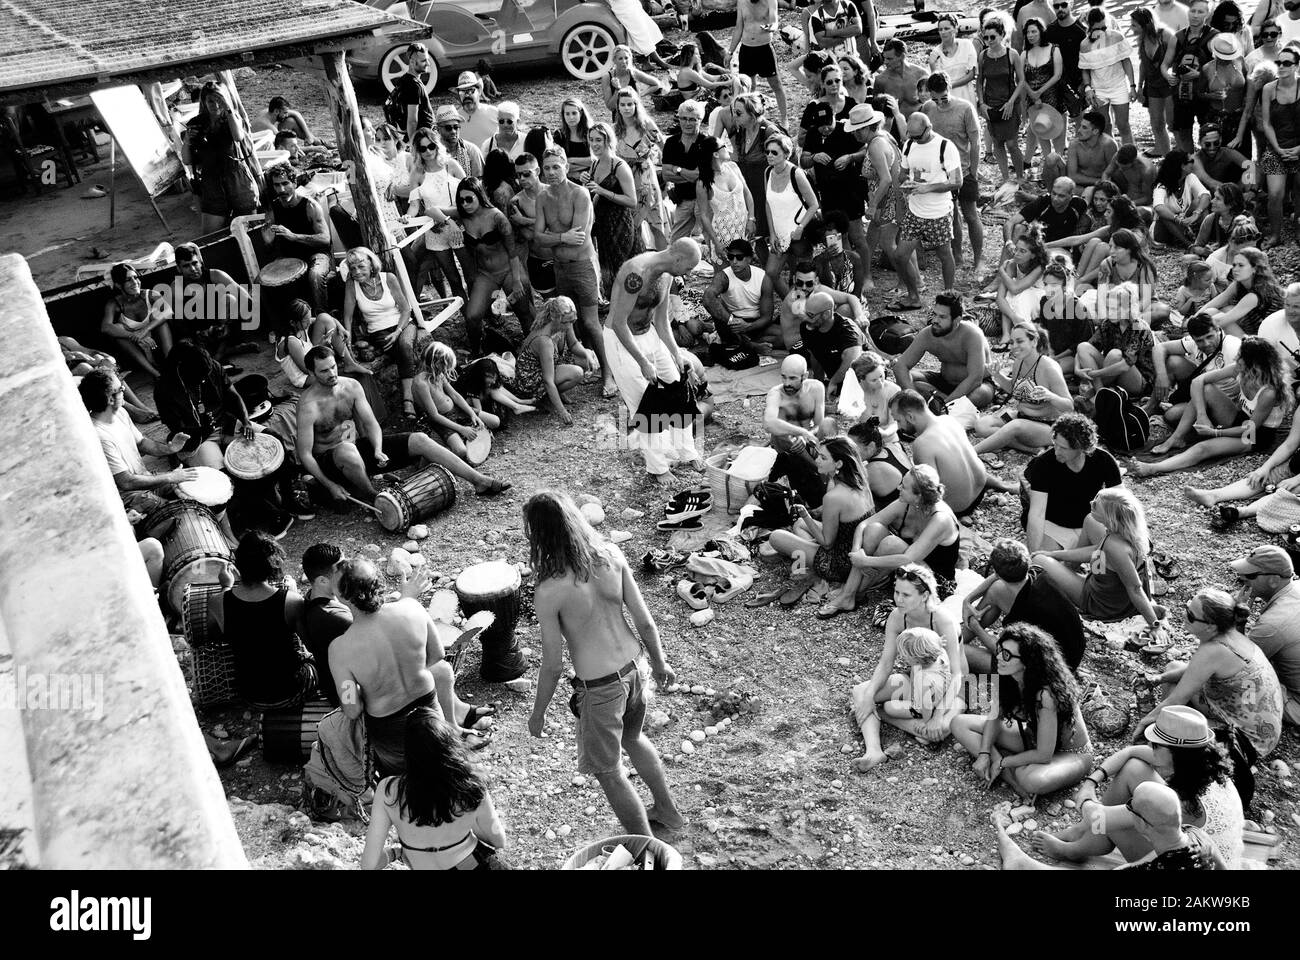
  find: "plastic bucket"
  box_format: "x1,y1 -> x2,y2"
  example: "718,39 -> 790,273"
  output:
560,834 -> 683,870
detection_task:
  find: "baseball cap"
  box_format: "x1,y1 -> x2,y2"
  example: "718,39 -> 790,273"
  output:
435,104 -> 460,125
843,103 -> 884,132
1230,544 -> 1295,577
456,71 -> 481,91
725,238 -> 754,258
802,101 -> 834,130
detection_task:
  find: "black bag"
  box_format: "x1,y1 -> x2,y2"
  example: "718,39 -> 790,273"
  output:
708,341 -> 759,370
1093,385 -> 1149,453
633,376 -> 699,434
1216,725 -> 1258,811
743,480 -> 799,530
868,315 -> 916,356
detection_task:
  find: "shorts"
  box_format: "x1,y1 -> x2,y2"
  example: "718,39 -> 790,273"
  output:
1285,691 -> 1300,727
1042,520 -> 1083,551
1232,410 -> 1279,450
985,104 -> 1021,143
899,206 -> 954,250
571,663 -> 646,776
432,406 -> 474,446
1092,82 -> 1131,106
1258,147 -> 1300,177
738,42 -> 778,79
424,220 -> 465,252
318,431 -> 419,483
527,254 -> 556,293
958,172 -> 979,203
553,257 -> 599,308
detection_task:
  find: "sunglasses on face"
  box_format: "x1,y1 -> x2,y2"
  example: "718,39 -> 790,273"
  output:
1281,60 -> 1299,68
728,253 -> 750,261
996,645 -> 1020,662
1262,31 -> 1282,39
417,143 -> 435,152
499,118 -> 517,125
457,196 -> 476,205
440,123 -> 461,131
824,78 -> 843,85
766,149 -> 784,156
793,279 -> 817,288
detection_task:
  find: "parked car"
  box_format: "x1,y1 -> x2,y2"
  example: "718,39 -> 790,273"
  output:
351,0 -> 628,92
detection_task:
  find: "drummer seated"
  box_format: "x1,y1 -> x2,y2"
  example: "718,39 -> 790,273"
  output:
80,368 -> 198,518
262,162 -> 333,314
214,532 -> 317,712
154,341 -> 253,470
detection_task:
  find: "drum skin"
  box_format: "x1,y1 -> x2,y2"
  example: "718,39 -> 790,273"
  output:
455,561 -> 526,682
374,464 -> 456,532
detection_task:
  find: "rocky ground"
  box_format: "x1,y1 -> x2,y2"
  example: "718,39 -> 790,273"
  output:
114,2 -> 1300,869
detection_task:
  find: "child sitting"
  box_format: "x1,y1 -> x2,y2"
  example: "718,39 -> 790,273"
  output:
1168,262 -> 1217,334
879,627 -> 952,743
853,351 -> 901,440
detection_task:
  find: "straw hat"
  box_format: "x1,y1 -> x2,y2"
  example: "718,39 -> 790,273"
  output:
843,103 -> 885,132
1027,102 -> 1066,142
1144,705 -> 1215,749
1211,34 -> 1243,60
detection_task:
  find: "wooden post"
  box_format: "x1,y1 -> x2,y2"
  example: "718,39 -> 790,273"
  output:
319,50 -> 391,271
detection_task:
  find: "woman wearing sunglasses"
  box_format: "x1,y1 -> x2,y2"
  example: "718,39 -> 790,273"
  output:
951,622 -> 1093,798
454,177 -> 534,355
1034,704 -> 1244,868
763,132 -> 820,292
1133,587 -> 1284,759
850,564 -> 962,772
409,129 -> 471,304
1258,44 -> 1300,247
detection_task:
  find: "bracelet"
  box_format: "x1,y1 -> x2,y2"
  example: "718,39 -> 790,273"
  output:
979,751 -> 991,757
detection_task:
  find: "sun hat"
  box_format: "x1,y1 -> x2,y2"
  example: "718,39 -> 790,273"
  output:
1144,705 -> 1215,748
1211,34 -> 1243,60
843,103 -> 884,132
1027,103 -> 1066,142
434,104 -> 460,125
455,71 -> 482,91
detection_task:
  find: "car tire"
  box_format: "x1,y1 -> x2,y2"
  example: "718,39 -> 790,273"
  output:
379,47 -> 438,94
559,23 -> 617,80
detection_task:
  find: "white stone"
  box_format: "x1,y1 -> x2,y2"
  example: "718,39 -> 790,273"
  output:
211,725 -> 228,739
836,657 -> 851,667
545,829 -> 557,840
580,502 -> 606,526
666,683 -> 681,693
831,780 -> 843,789
1022,819 -> 1038,832
690,730 -> 707,743
1270,759 -> 1291,778
407,525 -> 429,540
1010,805 -> 1035,821
402,540 -> 420,553
705,726 -> 719,736
922,778 -> 939,786
610,530 -> 633,544
387,548 -> 412,578
690,608 -> 715,627
408,553 -> 426,568
558,824 -> 572,837
621,507 -> 644,520
960,854 -> 975,866
1005,822 -> 1023,837
680,740 -> 696,754
1063,799 -> 1076,809
1262,810 -> 1276,823
690,684 -> 707,694
648,710 -> 671,730
584,806 -> 597,816
841,744 -> 856,754
504,678 -> 531,692
885,776 -> 899,784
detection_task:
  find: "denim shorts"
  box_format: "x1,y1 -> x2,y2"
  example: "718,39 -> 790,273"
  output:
572,666 -> 646,776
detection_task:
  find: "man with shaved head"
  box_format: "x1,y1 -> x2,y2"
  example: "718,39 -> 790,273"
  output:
891,111 -> 962,311
1003,176 -> 1090,248
800,290 -> 864,399
763,354 -> 829,506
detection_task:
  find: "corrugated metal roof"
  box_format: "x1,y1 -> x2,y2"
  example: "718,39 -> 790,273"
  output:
0,0 -> 416,96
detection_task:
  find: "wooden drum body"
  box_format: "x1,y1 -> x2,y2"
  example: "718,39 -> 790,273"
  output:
374,464 -> 456,532
455,561 -> 526,682
262,699 -> 334,764
143,500 -> 233,613
184,583 -> 237,707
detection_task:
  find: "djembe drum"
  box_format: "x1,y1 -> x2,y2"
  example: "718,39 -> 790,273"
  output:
455,561 -> 526,682
176,465 -> 233,510
262,699 -> 334,764
374,464 -> 457,532
260,257 -> 307,289
182,582 -> 238,707
143,500 -> 233,613
223,433 -> 285,481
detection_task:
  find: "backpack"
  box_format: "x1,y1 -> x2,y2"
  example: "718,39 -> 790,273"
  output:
867,315 -> 916,356
1093,385 -> 1149,453
383,79 -> 407,131
708,341 -> 759,370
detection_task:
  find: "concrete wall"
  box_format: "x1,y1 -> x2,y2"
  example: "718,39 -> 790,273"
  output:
0,253 -> 247,868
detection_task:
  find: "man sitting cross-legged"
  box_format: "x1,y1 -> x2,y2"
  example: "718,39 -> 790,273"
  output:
701,238 -> 779,353
331,560 -> 493,777
961,538 -> 1086,674
764,354 -> 830,508
295,345 -> 509,507
892,290 -> 996,410
1149,312 -> 1241,429
890,388 -> 1016,517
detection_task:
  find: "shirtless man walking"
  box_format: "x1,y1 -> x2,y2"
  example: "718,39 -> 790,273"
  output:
534,146 -> 611,395
605,240 -> 705,484
729,0 -> 788,128
295,346 -> 508,504
890,388 -> 1015,516
763,354 -> 829,506
892,290 -> 996,409
331,561 -> 491,776
525,491 -> 683,836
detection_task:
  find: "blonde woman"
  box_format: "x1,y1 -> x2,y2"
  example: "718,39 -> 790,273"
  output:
414,341 -> 492,461
601,44 -> 669,115
512,296 -> 595,426
1032,486 -> 1163,631
614,86 -> 669,250
409,128 -> 470,302
762,131 -> 819,286
584,121 -> 642,295
973,321 -> 1073,454
341,246 -> 420,419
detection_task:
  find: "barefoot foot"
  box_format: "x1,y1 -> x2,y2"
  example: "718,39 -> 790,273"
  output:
1182,486 -> 1215,507
1031,831 -> 1078,862
646,804 -> 686,831
854,749 -> 888,772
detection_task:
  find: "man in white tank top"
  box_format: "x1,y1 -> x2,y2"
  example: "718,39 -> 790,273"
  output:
701,238 -> 779,351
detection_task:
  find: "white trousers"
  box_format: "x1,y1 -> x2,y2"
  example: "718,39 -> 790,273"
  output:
603,326 -> 698,475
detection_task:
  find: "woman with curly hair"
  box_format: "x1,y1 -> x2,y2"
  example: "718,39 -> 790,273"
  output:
1138,334 -> 1289,470
767,436 -> 874,600
1033,486 -> 1163,631
1077,227 -> 1157,294
851,565 -> 962,772
1199,246 -> 1286,336
362,707 -> 511,870
614,86 -> 669,250
821,463 -> 963,615
1191,182 -> 1248,258
1151,149 -> 1212,247
1070,193 -> 1148,283
511,296 -> 596,425
838,54 -> 872,106
951,622 -> 1093,798
413,342 -> 492,462
1134,587 -> 1284,759
454,176 -> 533,353
1035,705 -> 1244,867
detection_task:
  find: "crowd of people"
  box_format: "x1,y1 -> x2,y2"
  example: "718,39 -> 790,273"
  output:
68,0 -> 1300,871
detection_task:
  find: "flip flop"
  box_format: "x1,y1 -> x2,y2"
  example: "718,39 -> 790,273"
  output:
657,517 -> 703,531
460,705 -> 497,730
475,479 -> 512,497
885,299 -> 922,312
743,588 -> 784,608
464,729 -> 493,750
777,578 -> 814,607
602,382 -> 619,399
815,600 -> 853,619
